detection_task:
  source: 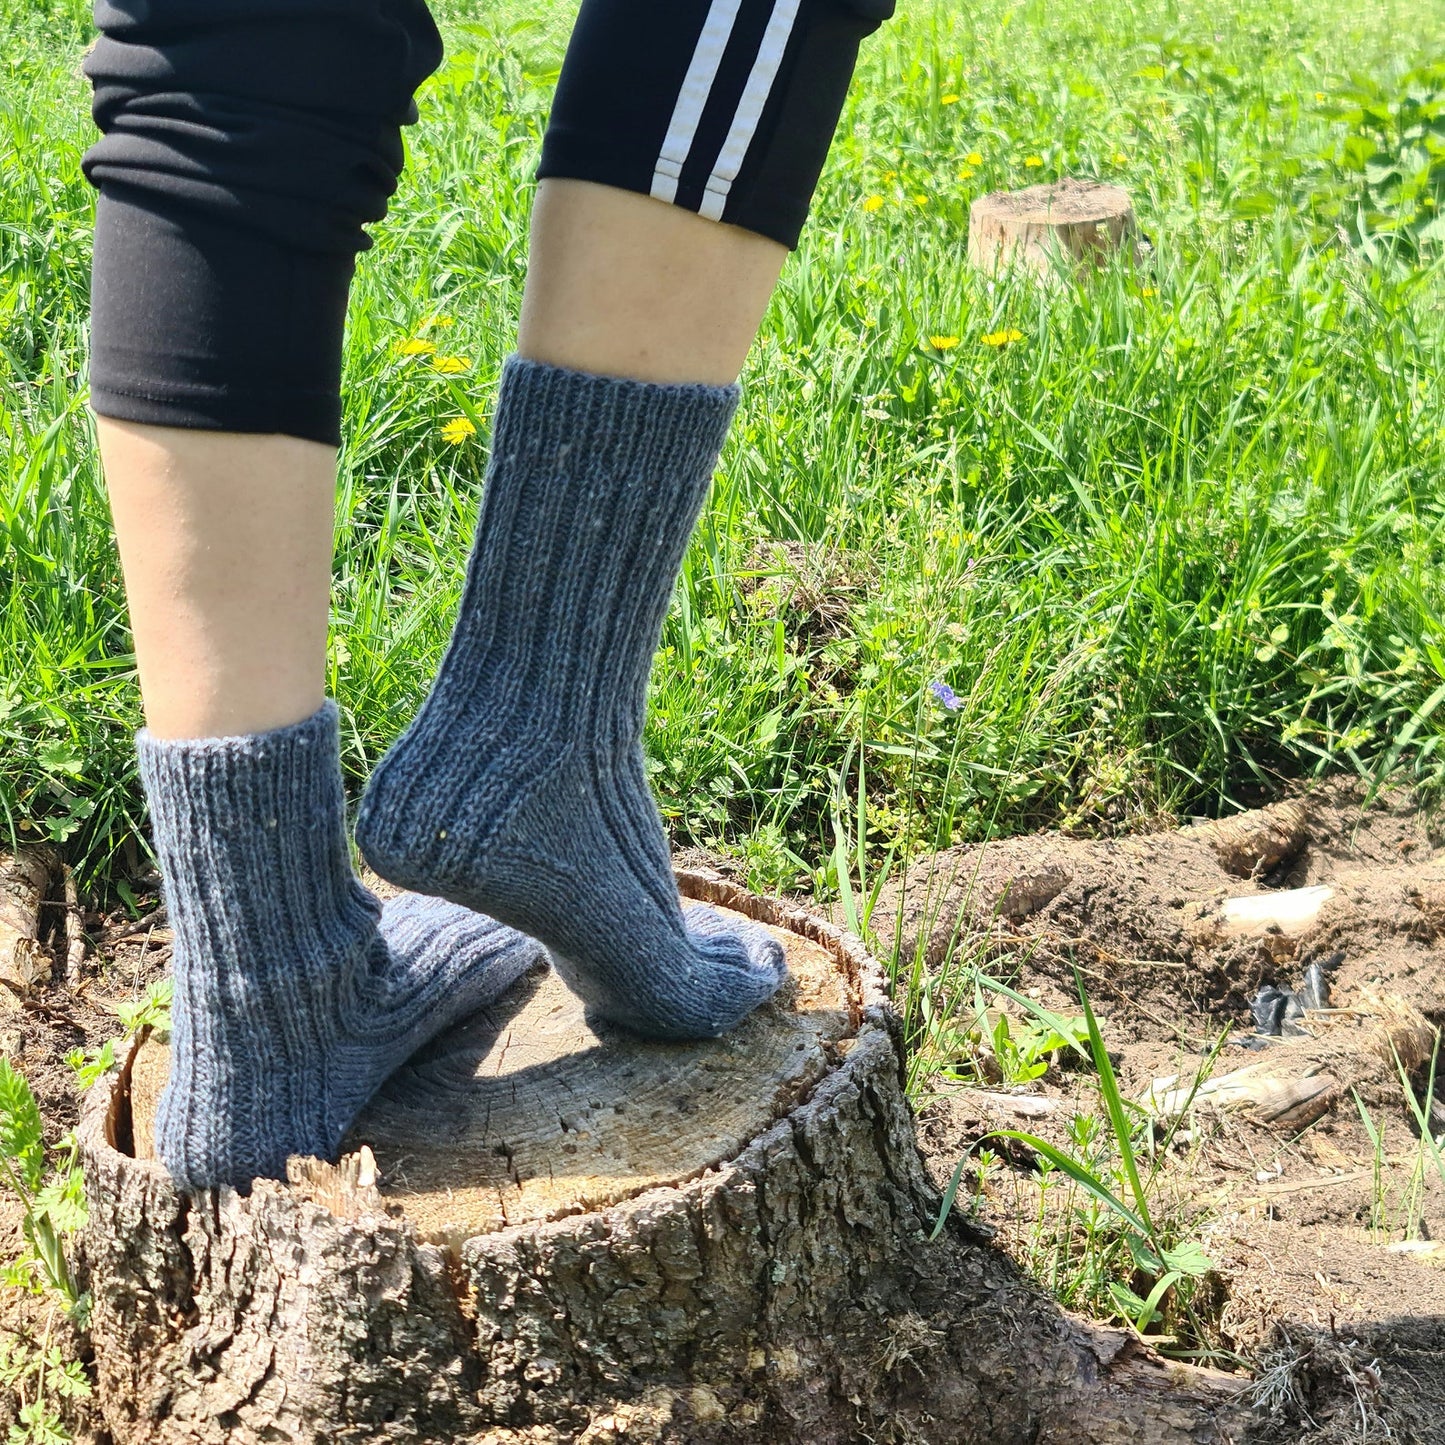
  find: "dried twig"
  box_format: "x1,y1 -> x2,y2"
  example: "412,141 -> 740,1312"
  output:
62,866 -> 86,978
103,906 -> 167,943
0,976 -> 80,1028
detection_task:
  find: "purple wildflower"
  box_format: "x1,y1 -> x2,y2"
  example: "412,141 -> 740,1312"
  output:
930,680 -> 962,711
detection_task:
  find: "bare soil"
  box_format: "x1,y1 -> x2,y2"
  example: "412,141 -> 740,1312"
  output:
880,777 -> 1445,1442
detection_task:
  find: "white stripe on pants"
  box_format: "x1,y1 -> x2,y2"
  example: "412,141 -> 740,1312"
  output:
699,0 -> 803,220
649,0 -> 746,205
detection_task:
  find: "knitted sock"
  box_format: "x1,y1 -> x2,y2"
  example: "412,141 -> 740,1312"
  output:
356,357 -> 786,1041
141,701 -> 544,1191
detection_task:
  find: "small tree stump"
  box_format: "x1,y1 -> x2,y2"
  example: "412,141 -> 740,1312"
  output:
968,178 -> 1136,275
80,869 -> 1251,1443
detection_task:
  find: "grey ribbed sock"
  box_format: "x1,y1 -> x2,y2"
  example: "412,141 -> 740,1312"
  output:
356,356 -> 786,1041
140,701 -> 544,1191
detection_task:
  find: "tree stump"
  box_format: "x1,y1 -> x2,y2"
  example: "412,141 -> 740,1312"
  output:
968,178 -> 1136,275
79,869 -> 1253,1444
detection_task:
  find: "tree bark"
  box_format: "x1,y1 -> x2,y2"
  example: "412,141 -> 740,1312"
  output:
79,869 -> 1254,1443
0,845 -> 56,1004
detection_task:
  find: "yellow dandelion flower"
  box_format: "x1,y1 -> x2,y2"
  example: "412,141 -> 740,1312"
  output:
418,314 -> 455,331
965,150 -> 983,166
1314,91 -> 1326,102
441,416 -> 477,445
397,338 -> 437,357
929,335 -> 961,350
940,93 -> 959,104
913,193 -> 929,205
862,194 -> 885,212
1111,151 -> 1128,165
957,165 -> 976,180
980,328 -> 1025,347
1140,286 -> 1157,298
881,169 -> 897,183
1023,155 -> 1044,168
431,355 -> 472,374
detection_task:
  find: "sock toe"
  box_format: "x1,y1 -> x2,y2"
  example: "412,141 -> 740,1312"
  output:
682,905 -> 789,1036
373,891 -> 549,1028
683,904 -> 787,981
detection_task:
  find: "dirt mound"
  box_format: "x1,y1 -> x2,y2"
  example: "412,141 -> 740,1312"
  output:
891,778 -> 1445,1441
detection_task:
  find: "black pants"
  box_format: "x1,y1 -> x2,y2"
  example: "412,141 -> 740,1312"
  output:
83,0 -> 892,448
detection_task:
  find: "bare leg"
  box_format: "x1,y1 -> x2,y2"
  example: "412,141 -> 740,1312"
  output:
518,179 -> 786,387
95,419 -> 334,741
98,182 -> 785,747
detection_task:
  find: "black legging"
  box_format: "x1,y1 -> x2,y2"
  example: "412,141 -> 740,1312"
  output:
82,0 -> 893,448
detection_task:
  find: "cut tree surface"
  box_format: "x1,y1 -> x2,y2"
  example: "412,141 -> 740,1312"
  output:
129,910 -> 854,1238
968,177 -> 1136,274
81,869 -> 1251,1445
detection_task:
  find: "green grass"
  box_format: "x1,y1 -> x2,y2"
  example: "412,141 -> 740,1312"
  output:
4,0 -> 1445,899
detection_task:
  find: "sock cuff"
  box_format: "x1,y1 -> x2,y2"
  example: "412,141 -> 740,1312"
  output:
137,700 -> 346,858
137,698 -> 339,773
492,355 -> 741,496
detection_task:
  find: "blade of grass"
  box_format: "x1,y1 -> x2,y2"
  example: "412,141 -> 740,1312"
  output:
1073,962 -> 1156,1239
984,1128 -> 1151,1238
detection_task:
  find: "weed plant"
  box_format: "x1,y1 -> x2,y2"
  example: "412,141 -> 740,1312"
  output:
0,980 -> 169,1443
0,1058 -> 90,1445
931,969 -> 1230,1353
1349,1032 -> 1445,1244
0,1059 -> 87,1325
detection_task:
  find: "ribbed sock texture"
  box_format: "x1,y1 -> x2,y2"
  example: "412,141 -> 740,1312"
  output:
140,701 -> 544,1191
356,356 -> 787,1040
